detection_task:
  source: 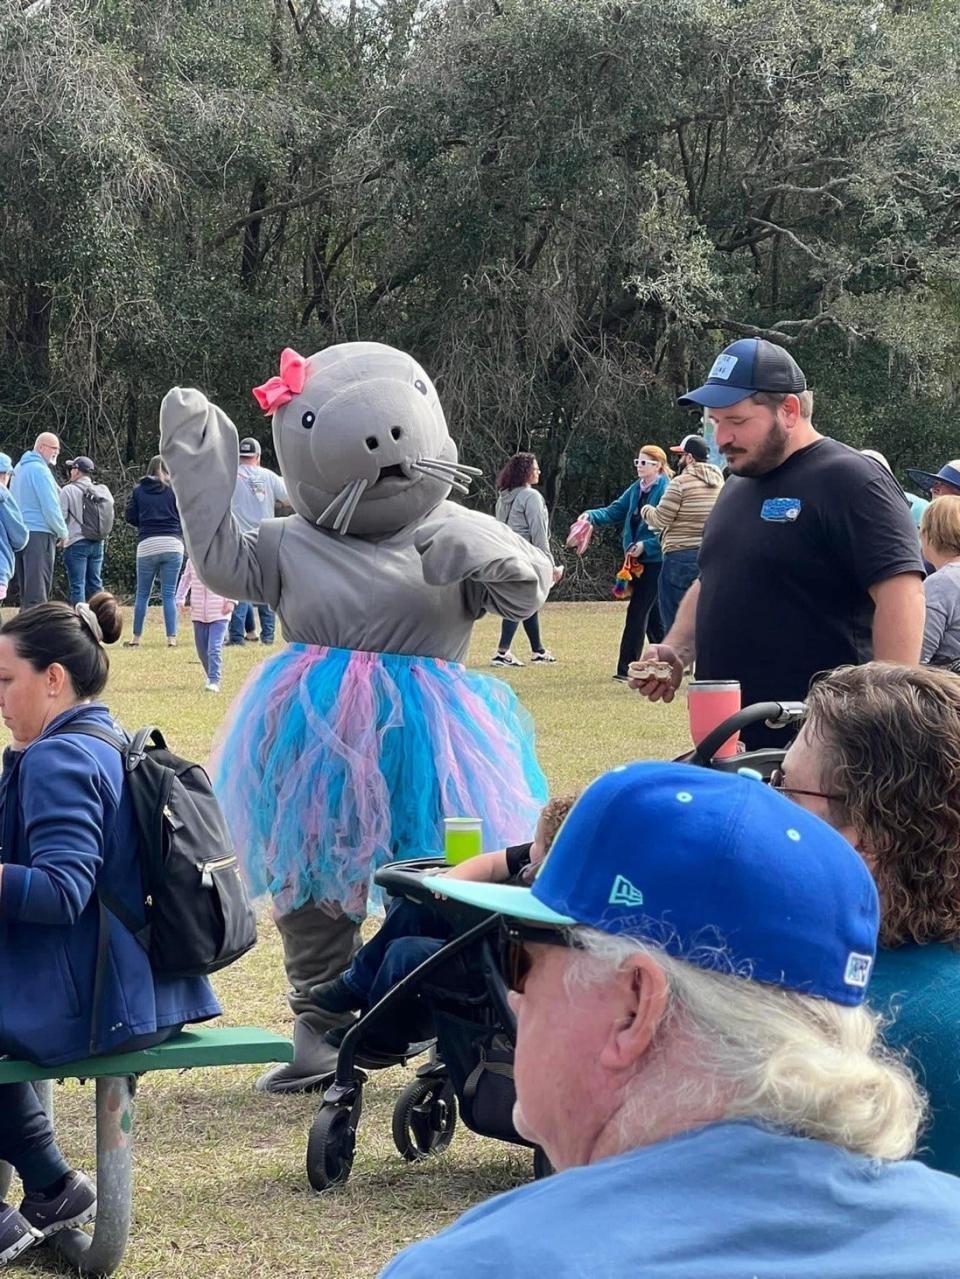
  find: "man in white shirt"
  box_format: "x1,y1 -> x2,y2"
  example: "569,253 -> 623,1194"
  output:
226,437 -> 289,645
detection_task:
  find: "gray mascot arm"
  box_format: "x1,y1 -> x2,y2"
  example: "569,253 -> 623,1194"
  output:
159,387 -> 277,606
415,505 -> 552,620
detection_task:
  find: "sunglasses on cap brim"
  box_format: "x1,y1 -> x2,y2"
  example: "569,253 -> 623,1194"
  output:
498,917 -> 581,993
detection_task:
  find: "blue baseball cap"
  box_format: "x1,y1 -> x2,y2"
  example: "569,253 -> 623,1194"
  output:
0,453 -> 13,474
678,338 -> 807,410
426,762 -> 879,1006
905,460 -> 960,495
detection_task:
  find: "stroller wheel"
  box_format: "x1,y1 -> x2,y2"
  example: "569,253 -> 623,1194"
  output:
306,1105 -> 359,1191
532,1146 -> 554,1179
392,1076 -> 457,1162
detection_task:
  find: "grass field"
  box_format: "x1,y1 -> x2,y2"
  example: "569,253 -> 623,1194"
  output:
10,603 -> 689,1279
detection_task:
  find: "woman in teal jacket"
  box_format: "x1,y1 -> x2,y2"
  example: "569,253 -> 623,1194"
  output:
0,593 -> 221,1265
582,445 -> 670,680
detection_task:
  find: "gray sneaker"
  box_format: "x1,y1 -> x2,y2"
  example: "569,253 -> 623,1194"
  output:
0,1204 -> 41,1265
19,1171 -> 96,1238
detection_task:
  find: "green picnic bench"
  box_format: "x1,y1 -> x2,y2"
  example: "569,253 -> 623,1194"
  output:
0,1026 -> 293,1277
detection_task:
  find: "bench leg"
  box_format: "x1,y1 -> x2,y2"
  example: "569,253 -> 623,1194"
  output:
52,1074 -> 136,1278
0,1080 -> 55,1201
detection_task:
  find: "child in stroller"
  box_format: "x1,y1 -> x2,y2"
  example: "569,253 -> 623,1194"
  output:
311,794 -> 578,1057
306,700 -> 806,1192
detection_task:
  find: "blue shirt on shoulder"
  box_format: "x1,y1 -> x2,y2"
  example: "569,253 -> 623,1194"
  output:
379,1121 -> 960,1278
870,942 -> 960,1176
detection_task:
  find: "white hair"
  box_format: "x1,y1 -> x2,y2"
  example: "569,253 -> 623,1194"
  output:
570,929 -> 925,1161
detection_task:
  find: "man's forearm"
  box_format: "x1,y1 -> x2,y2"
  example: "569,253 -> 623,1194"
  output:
870,573 -> 925,664
664,579 -> 700,664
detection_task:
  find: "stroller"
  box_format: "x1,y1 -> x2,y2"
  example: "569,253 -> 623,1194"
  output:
304,699 -> 807,1192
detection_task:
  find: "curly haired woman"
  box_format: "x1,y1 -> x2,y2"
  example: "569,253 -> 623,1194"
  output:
492,453 -> 562,667
774,662 -> 960,1174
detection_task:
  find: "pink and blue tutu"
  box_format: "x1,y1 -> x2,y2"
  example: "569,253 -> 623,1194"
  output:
211,644 -> 549,918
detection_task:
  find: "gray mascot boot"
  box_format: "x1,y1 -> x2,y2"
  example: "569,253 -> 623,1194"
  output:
255,904 -> 362,1094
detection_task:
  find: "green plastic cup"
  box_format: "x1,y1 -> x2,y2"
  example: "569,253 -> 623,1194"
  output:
444,817 -> 483,865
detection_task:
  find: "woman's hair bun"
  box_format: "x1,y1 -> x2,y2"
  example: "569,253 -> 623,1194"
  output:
87,591 -> 124,645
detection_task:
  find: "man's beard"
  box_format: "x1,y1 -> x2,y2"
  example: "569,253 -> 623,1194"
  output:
723,419 -> 790,477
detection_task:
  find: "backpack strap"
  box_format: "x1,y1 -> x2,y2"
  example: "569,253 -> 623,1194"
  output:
46,720 -> 156,1050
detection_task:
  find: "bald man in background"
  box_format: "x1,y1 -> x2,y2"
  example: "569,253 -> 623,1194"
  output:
11,433 -> 68,608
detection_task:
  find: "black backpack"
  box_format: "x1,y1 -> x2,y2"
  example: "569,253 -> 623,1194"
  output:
79,482 -> 115,541
60,723 -> 257,978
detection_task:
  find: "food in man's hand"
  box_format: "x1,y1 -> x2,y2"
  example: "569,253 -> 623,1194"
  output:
628,659 -> 674,682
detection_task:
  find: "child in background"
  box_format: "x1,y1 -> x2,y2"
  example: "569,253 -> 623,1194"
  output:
311,794 -> 578,1053
0,454 -> 28,613
175,559 -> 235,693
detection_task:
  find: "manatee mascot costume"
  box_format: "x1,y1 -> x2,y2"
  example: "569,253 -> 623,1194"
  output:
160,343 -> 551,1090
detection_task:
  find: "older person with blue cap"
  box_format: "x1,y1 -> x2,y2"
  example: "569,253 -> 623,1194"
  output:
631,337 -> 925,749
380,763 -> 960,1278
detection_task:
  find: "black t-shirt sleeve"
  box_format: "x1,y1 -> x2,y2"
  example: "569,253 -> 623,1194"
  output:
505,842 -> 533,878
825,472 -> 924,591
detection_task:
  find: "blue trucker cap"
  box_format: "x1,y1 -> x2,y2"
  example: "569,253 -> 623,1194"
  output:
426,762 -> 879,1006
678,338 -> 807,410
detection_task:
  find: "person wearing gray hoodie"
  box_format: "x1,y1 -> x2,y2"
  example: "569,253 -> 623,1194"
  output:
493,453 -> 561,666
641,434 -> 724,634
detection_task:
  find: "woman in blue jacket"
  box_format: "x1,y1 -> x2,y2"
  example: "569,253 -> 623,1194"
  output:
0,593 -> 221,1265
123,455 -> 184,647
581,445 -> 670,681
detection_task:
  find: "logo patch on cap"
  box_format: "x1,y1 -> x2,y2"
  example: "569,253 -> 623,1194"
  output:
708,354 -> 738,381
609,875 -> 644,907
844,952 -> 873,988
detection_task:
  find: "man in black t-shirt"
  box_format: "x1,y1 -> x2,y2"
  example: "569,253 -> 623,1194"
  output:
631,338 -> 925,748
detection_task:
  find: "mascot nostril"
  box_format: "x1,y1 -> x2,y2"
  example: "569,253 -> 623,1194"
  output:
159,339 -> 552,1094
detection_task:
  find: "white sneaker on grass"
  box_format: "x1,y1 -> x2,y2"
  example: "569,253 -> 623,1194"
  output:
530,650 -> 557,663
491,650 -> 524,667
204,681 -> 221,693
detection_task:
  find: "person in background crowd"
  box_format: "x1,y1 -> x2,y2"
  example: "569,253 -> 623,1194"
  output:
580,445 -> 669,682
59,456 -> 113,605
225,437 -> 289,647
10,433 -> 68,610
176,558 -> 235,694
0,594 -> 221,1266
861,449 -> 928,529
906,457 -> 960,501
918,497 -> 960,667
632,339 -> 925,747
492,452 -> 563,666
382,763 -> 960,1278
0,455 -> 27,617
777,663 -> 960,1175
641,433 -> 723,634
123,455 -> 184,648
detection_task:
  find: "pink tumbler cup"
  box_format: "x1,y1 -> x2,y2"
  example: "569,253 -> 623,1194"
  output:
687,680 -> 742,759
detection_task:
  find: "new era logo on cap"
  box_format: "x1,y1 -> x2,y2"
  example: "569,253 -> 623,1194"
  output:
608,875 -> 644,908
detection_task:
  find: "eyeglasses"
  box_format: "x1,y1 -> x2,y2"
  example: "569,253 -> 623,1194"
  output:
499,918 -> 579,993
770,767 -> 844,804
634,457 -> 659,468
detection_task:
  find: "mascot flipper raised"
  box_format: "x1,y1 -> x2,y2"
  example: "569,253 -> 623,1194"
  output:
160,342 -> 552,1093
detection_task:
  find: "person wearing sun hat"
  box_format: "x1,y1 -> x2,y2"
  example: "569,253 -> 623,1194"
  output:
631,337 -> 925,749
905,458 -> 960,501
379,762 -> 960,1279
640,433 -> 723,633
0,453 -> 27,611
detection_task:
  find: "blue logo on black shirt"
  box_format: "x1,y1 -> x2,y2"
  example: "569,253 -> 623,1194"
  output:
760,498 -> 802,523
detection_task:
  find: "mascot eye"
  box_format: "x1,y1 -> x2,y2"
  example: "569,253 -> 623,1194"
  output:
414,379 -> 428,396
301,411 -> 315,430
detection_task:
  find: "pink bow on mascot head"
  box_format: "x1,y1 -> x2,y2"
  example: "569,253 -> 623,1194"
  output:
252,348 -> 308,415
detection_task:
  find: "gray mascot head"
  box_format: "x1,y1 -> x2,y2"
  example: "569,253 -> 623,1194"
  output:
253,342 -> 479,538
